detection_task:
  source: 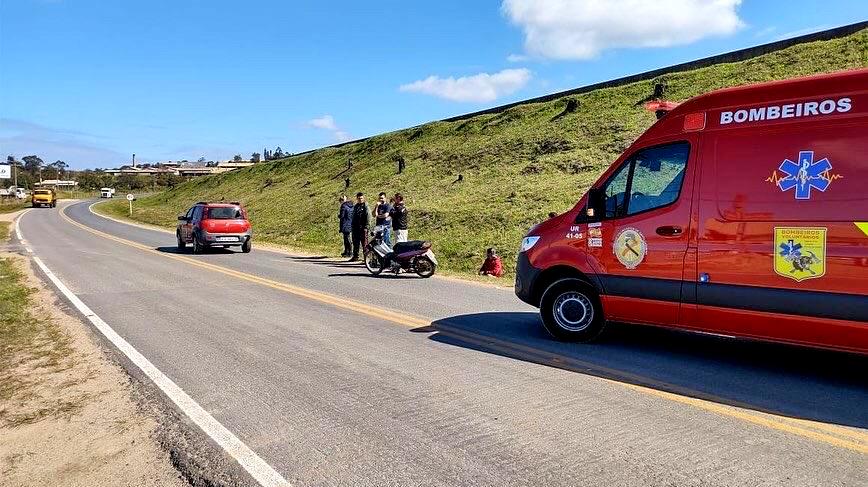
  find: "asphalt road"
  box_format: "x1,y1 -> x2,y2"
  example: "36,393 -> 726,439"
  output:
15,200 -> 868,486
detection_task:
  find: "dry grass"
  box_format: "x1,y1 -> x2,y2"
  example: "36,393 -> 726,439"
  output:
0,257 -> 85,427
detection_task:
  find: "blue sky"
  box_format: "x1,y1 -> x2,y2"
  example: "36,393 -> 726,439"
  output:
1,1 -> 866,169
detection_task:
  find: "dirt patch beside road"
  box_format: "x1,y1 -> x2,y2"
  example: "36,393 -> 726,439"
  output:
0,251 -> 186,486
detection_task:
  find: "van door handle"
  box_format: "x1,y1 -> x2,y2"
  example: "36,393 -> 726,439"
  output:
656,225 -> 683,237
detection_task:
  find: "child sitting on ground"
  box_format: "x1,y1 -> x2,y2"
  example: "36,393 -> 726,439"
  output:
478,247 -> 504,278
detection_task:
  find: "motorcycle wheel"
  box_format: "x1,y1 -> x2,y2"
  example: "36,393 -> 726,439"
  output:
414,256 -> 436,278
365,252 -> 385,275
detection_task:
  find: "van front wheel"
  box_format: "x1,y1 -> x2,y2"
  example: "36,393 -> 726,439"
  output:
539,279 -> 605,342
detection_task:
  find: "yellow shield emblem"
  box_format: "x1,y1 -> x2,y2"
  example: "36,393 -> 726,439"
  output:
614,227 -> 647,269
774,227 -> 826,282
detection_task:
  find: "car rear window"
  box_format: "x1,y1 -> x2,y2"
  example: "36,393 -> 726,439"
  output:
35,190 -> 51,195
206,206 -> 244,219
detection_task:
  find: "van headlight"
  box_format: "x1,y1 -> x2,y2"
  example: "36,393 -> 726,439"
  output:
520,236 -> 540,252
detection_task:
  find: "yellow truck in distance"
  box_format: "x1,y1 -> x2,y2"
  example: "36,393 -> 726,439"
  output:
31,188 -> 57,208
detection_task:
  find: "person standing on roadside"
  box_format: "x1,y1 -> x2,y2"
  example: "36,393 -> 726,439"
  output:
390,192 -> 408,243
338,195 -> 354,257
350,192 -> 371,261
374,192 -> 393,246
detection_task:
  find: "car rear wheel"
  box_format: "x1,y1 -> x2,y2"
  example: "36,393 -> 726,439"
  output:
539,278 -> 605,342
192,234 -> 204,254
241,238 -> 252,253
176,232 -> 186,250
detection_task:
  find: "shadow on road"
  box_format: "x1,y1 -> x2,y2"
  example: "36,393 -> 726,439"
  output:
155,246 -> 235,255
286,255 -> 330,260
285,256 -> 362,269
427,312 -> 868,428
328,272 -> 419,279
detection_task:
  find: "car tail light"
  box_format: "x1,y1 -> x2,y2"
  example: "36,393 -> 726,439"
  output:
683,112 -> 706,131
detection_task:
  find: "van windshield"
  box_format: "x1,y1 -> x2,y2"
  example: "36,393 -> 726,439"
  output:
601,141 -> 689,218
35,190 -> 51,195
206,207 -> 243,219
627,143 -> 689,215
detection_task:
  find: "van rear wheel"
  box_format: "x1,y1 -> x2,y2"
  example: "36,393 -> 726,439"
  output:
539,278 -> 605,342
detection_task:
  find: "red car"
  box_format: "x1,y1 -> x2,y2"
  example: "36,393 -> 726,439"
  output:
516,68 -> 867,354
177,202 -> 252,253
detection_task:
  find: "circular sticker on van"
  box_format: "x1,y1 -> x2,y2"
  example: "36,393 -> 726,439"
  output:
614,227 -> 647,269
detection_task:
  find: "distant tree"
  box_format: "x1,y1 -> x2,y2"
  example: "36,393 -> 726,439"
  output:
22,155 -> 44,176
75,169 -> 113,190
116,174 -> 149,190
273,147 -> 285,159
49,160 -> 69,179
198,156 -> 206,163
250,152 -> 261,163
233,154 -> 243,162
153,172 -> 184,189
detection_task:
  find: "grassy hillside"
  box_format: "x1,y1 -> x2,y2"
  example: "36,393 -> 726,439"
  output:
99,29 -> 867,279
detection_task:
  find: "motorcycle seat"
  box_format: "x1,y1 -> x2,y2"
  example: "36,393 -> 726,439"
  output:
392,240 -> 431,254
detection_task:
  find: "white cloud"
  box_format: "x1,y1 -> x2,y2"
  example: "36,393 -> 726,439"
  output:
307,115 -> 351,142
507,53 -> 529,62
399,68 -> 532,103
307,115 -> 338,131
502,0 -> 744,60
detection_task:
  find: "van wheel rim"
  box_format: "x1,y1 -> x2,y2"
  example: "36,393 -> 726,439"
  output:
553,292 -> 593,331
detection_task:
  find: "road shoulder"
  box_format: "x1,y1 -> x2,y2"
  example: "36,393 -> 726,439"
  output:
0,250 -> 187,486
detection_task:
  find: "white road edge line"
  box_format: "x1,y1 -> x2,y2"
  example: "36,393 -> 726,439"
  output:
14,209 -> 32,253
26,245 -> 290,486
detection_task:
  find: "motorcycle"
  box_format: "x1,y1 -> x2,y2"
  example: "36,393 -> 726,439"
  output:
364,229 -> 438,278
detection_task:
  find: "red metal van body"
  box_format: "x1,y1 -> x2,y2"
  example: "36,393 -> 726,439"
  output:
515,69 -> 868,354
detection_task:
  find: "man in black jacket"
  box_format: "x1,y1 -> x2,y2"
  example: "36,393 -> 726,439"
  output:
390,192 -> 408,243
337,195 -> 353,257
350,192 -> 371,261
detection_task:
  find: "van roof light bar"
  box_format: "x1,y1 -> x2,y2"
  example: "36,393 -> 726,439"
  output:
644,100 -> 680,120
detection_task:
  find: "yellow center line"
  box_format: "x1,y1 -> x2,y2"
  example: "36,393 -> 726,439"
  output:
57,203 -> 868,455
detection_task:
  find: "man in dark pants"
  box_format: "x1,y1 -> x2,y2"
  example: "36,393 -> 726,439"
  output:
350,192 -> 370,262
337,195 -> 353,257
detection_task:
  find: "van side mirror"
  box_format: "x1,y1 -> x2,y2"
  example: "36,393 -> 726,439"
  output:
586,188 -> 605,221
178,215 -> 187,221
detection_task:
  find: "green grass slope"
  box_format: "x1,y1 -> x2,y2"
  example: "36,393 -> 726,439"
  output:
99,30 -> 867,279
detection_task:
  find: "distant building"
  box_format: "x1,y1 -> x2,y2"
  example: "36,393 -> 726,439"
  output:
36,179 -> 79,188
105,166 -> 177,176
104,159 -> 255,178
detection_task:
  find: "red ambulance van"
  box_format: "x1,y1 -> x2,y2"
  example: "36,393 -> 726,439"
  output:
515,68 -> 868,354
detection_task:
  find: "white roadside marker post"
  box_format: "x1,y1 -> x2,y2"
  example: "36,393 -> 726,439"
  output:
127,193 -> 134,216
